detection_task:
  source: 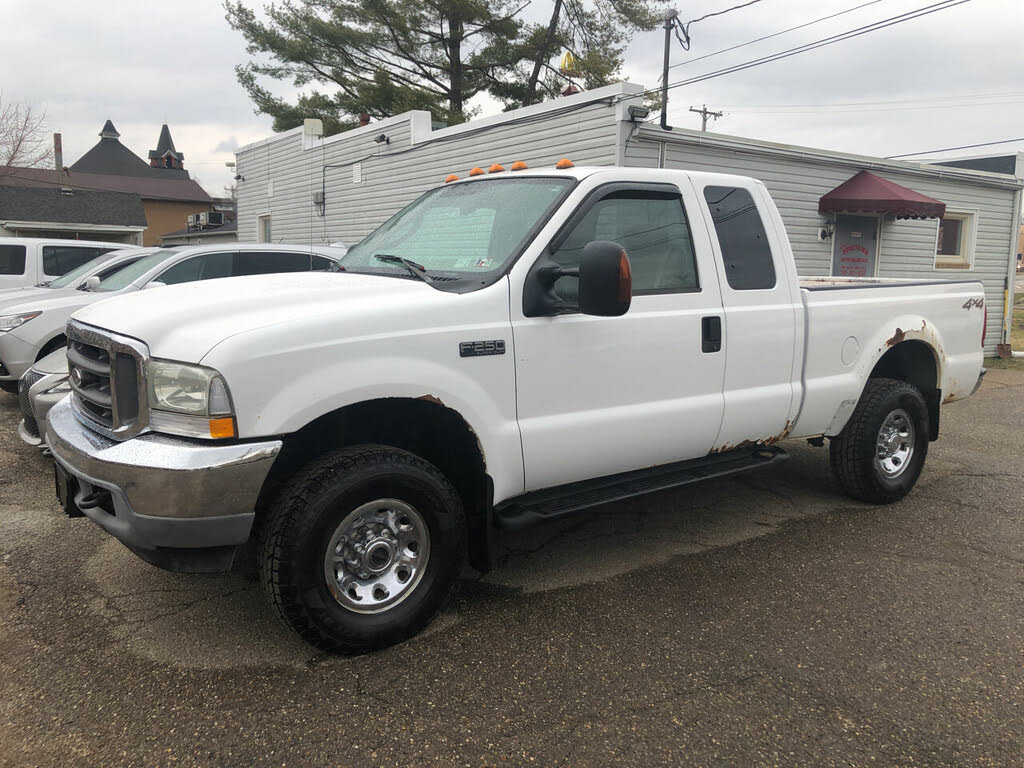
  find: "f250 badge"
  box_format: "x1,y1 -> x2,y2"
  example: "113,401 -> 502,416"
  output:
460,340 -> 506,357
962,298 -> 984,310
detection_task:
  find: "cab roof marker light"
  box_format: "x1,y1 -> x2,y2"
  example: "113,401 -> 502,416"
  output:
444,173 -> 459,183
488,163 -> 505,173
510,161 -> 528,171
555,158 -> 575,169
468,167 -> 485,176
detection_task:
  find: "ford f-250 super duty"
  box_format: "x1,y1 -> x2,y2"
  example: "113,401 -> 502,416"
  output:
46,164 -> 986,653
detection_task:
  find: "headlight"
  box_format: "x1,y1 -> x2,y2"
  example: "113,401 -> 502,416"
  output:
0,312 -> 41,333
146,359 -> 236,439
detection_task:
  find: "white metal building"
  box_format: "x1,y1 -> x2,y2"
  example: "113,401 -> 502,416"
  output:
236,82 -> 1022,354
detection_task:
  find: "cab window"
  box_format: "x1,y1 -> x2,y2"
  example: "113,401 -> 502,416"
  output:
549,189 -> 699,302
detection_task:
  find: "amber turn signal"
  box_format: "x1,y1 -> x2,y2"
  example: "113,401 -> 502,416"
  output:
469,167 -> 485,176
510,161 -> 528,171
444,173 -> 459,183
208,417 -> 237,439
555,158 -> 575,169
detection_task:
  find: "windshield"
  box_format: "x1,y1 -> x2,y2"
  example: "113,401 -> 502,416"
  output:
96,250 -> 180,291
47,256 -> 110,288
339,178 -> 574,283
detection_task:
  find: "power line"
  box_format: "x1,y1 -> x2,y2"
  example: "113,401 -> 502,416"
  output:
651,0 -> 973,100
720,89 -> 1024,111
669,0 -> 885,71
886,137 -> 1024,158
685,0 -> 765,28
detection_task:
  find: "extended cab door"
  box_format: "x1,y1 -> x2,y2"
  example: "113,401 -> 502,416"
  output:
691,179 -> 801,450
511,177 -> 726,492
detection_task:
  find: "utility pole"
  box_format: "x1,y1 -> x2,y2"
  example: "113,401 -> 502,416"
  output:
660,9 -> 678,131
689,104 -> 722,132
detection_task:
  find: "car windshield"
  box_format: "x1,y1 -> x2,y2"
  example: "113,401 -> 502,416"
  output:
339,178 -> 574,282
46,257 -> 110,288
95,250 -> 180,291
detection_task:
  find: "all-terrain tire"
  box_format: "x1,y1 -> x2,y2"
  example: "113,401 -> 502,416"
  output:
258,445 -> 466,653
829,377 -> 929,504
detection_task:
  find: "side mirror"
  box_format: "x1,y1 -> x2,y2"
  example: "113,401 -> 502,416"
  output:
522,240 -> 632,318
143,280 -> 166,290
83,276 -> 101,291
577,241 -> 632,317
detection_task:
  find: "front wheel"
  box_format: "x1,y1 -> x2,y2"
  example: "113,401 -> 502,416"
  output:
259,445 -> 466,653
829,378 -> 929,504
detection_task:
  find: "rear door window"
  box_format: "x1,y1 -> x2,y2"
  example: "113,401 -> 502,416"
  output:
0,244 -> 27,275
235,251 -> 317,276
42,245 -> 115,276
703,186 -> 776,290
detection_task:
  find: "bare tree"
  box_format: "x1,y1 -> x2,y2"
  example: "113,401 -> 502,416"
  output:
0,97 -> 52,179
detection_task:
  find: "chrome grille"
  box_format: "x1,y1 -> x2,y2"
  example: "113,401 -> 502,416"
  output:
66,321 -> 149,440
68,340 -> 113,426
18,369 -> 46,438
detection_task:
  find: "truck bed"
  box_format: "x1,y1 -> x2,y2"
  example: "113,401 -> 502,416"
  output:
799,276 -> 980,291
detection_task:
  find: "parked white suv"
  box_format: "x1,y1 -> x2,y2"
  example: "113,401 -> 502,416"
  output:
0,243 -> 346,392
0,238 -> 123,291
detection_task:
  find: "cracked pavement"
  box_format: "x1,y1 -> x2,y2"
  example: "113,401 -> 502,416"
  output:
1,369 -> 1022,766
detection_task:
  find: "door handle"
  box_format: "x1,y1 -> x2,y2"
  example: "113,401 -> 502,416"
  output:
701,316 -> 722,353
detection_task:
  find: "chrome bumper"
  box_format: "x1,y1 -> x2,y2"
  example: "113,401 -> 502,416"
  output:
46,398 -> 282,568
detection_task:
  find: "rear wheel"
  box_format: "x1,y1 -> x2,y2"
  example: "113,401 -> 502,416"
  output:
829,377 -> 929,504
259,445 -> 465,653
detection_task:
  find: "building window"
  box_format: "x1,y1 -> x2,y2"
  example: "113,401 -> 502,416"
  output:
934,211 -> 975,270
258,214 -> 272,243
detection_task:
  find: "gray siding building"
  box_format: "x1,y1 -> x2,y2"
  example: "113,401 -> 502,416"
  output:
236,83 -> 1022,353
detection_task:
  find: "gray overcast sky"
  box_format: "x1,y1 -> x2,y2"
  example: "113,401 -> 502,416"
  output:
4,0 -> 1022,196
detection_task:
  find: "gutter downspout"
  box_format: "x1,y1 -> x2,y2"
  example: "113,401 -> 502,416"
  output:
1002,184 -> 1022,358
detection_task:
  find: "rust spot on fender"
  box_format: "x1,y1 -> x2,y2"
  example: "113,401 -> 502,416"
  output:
763,418 -> 795,446
417,394 -> 444,406
886,328 -> 906,347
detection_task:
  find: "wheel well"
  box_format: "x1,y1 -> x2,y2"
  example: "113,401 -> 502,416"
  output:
256,397 -> 490,566
36,334 -> 67,361
869,340 -> 940,439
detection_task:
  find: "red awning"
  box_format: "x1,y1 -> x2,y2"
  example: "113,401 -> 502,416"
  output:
818,170 -> 946,219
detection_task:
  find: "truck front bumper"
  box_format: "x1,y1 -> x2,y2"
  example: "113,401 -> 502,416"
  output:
46,398 -> 283,572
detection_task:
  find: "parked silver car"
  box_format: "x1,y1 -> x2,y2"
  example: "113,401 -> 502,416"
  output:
17,347 -> 67,447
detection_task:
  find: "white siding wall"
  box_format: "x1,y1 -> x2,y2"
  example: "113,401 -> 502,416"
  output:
626,128 -> 1020,353
237,94 -> 625,249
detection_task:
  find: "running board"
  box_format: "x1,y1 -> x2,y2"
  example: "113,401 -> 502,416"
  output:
495,445 -> 788,530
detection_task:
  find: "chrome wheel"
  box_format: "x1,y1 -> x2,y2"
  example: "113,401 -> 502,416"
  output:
875,408 -> 915,479
323,499 -> 430,614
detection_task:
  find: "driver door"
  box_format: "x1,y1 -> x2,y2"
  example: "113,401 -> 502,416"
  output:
511,181 -> 727,492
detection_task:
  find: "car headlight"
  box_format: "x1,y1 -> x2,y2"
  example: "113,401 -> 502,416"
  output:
146,359 -> 236,439
0,312 -> 41,333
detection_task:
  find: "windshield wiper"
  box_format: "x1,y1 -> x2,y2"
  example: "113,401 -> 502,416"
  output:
373,254 -> 435,285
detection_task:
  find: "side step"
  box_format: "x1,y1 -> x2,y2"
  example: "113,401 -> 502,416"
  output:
495,445 -> 788,530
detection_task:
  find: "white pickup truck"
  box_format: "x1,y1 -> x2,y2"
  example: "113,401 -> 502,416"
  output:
46,165 -> 986,653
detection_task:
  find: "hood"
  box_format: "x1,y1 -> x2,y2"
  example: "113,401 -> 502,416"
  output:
33,347 -> 69,376
0,286 -> 84,313
0,287 -> 110,318
71,271 -> 447,362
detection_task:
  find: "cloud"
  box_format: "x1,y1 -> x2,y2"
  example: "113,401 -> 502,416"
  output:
214,137 -> 240,154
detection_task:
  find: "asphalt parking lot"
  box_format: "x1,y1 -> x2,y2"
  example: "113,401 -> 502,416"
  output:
1,372 -> 1022,768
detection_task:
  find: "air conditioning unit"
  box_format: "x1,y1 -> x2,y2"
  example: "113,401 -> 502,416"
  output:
197,211 -> 224,227
186,214 -> 198,228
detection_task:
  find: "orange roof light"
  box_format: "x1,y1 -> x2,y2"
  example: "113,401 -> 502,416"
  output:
510,161 -> 528,171
469,167 -> 485,176
488,163 -> 505,173
555,158 -> 575,169
444,173 -> 459,183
